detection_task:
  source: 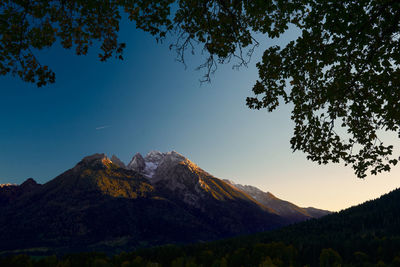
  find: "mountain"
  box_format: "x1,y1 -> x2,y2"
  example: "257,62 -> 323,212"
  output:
225,181 -> 331,221
0,154 -> 217,252
128,151 -> 330,220
0,178 -> 41,206
0,151 -> 328,254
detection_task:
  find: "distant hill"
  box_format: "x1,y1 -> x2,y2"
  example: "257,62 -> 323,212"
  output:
0,178 -> 41,206
0,151 -> 329,254
263,186 -> 400,260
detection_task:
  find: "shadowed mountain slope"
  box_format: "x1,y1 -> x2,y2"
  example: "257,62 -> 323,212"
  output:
0,178 -> 41,206
225,181 -> 331,221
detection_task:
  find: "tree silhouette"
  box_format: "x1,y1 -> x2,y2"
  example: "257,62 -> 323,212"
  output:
1,1 -> 399,177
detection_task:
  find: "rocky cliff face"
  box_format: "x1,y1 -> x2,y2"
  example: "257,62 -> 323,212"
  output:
111,155 -> 126,169
127,151 -> 186,179
127,153 -> 146,173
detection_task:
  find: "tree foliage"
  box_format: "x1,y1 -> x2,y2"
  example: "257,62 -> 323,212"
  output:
1,0 -> 399,177
0,0 -> 173,86
246,0 -> 400,178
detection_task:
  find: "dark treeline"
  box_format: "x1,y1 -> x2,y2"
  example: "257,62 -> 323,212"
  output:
1,238 -> 400,267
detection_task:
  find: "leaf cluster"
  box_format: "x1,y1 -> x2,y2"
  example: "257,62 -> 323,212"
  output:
244,1 -> 400,177
0,0 -> 174,86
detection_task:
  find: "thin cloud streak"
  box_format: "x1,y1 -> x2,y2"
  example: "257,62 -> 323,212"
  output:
95,125 -> 111,130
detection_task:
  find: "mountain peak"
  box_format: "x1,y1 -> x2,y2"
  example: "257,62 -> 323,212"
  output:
145,150 -> 164,159
111,154 -> 126,169
152,151 -> 192,181
127,150 -> 189,178
0,178 -> 38,190
73,153 -> 112,172
160,151 -> 187,164
44,153 -> 154,200
128,153 -> 146,173
81,153 -> 109,163
20,178 -> 38,187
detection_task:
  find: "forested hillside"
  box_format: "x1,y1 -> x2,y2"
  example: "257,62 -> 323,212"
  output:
2,188 -> 400,266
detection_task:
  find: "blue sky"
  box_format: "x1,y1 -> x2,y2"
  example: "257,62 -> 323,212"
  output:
1,20 -> 400,211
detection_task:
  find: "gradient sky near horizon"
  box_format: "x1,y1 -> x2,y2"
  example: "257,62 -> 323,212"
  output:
1,19 -> 400,212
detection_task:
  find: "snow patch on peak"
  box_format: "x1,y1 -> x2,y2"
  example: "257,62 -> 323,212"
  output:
143,161 -> 158,178
143,151 -> 187,178
144,151 -> 165,163
127,150 -> 190,178
141,151 -> 165,178
127,151 -> 166,178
